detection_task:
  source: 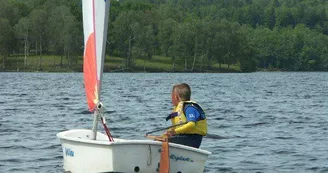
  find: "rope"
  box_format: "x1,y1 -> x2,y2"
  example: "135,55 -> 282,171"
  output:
146,122 -> 188,136
101,117 -> 114,142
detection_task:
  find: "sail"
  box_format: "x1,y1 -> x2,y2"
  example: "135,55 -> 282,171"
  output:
82,0 -> 110,111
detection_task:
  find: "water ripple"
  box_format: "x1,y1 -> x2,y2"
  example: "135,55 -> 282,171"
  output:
0,72 -> 327,173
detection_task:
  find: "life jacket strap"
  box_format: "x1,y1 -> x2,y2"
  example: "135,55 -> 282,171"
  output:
183,102 -> 206,120
165,112 -> 178,121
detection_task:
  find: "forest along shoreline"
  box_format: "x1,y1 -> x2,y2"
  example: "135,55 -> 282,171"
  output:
1,0 -> 328,73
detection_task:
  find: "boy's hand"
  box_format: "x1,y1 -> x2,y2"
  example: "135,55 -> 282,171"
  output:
165,129 -> 176,136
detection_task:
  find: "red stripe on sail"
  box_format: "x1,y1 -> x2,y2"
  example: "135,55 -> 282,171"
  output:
83,32 -> 98,111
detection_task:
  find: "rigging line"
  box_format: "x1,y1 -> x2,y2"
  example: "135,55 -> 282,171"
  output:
101,117 -> 114,142
146,122 -> 188,136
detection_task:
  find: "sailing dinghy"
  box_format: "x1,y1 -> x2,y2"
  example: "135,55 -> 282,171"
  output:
57,0 -> 211,172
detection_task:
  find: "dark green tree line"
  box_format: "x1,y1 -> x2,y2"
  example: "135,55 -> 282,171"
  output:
1,0 -> 328,72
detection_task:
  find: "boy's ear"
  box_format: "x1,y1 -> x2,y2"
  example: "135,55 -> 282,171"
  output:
175,94 -> 180,101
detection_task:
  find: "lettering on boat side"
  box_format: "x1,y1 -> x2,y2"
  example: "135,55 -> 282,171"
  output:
170,154 -> 193,162
65,147 -> 74,157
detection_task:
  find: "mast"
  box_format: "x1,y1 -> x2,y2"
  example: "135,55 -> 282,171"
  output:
82,0 -> 110,140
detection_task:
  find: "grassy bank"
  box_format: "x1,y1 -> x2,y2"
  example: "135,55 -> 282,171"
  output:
0,55 -> 241,73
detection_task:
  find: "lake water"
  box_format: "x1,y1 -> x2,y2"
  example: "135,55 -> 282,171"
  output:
0,72 -> 327,173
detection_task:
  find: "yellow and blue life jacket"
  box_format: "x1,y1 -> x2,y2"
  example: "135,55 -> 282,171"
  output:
166,101 -> 207,136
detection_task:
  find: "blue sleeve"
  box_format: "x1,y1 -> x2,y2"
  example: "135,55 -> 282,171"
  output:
185,106 -> 200,122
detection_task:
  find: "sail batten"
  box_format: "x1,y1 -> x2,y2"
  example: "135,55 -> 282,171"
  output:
82,0 -> 110,111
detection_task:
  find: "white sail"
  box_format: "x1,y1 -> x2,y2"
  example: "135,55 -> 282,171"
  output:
82,0 -> 110,111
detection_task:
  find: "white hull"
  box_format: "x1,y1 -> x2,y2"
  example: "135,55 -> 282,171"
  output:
57,129 -> 211,173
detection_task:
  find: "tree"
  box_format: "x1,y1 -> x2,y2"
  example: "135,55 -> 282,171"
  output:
48,5 -> 81,67
29,9 -> 49,70
158,4 -> 185,23
225,21 -> 243,68
264,1 -> 276,29
238,24 -> 257,72
275,6 -> 296,28
133,24 -> 155,58
191,18 -> 208,71
0,0 -> 18,26
249,26 -> 277,69
0,18 -> 14,70
15,17 -> 31,67
275,28 -> 299,70
300,30 -> 328,71
169,23 -> 186,71
169,21 -> 197,71
112,11 -> 141,70
205,21 -> 220,69
158,18 -> 178,57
